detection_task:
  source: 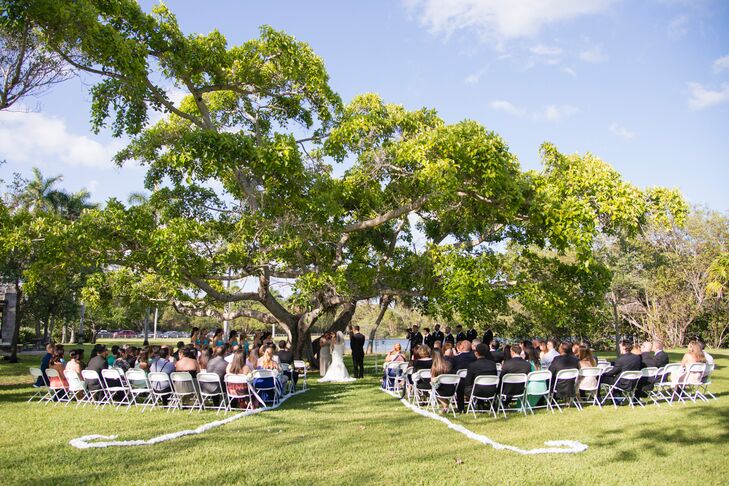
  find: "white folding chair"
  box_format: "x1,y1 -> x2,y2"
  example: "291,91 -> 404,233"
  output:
550,368 -> 581,412
394,363 -> 409,393
699,363 -> 717,401
170,372 -> 203,412
251,370 -> 279,407
466,375 -> 499,418
125,369 -> 155,412
197,372 -> 227,414
101,368 -> 131,409
293,360 -> 307,390
279,364 -> 295,395
224,374 -> 264,412
577,367 -> 603,408
81,370 -> 108,408
28,368 -> 52,403
497,373 -> 529,418
428,374 -> 460,417
148,372 -> 175,410
637,367 -> 659,406
525,370 -> 552,413
384,362 -> 402,392
411,370 -> 431,407
653,364 -> 682,405
601,370 -> 643,408
597,362 -> 611,371
677,363 -> 708,403
45,368 -> 69,405
64,370 -> 91,408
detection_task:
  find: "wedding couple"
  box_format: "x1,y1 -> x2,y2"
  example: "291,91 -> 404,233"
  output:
318,326 -> 365,383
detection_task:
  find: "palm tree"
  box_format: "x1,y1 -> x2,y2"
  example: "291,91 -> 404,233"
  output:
707,253 -> 729,299
127,191 -> 149,206
17,167 -> 65,213
56,189 -> 97,220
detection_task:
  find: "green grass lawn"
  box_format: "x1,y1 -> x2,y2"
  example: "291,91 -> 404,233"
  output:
1,348 -> 728,485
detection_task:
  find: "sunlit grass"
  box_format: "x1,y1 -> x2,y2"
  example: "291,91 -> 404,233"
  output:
0,349 -> 727,485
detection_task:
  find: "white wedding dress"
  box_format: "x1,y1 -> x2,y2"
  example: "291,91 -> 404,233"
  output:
319,332 -> 356,383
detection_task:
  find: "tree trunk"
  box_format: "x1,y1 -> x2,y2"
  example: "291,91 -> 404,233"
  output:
48,313 -> 55,344
8,281 -> 22,363
610,292 -> 620,358
367,296 -> 391,354
326,300 -> 357,334
61,322 -> 67,344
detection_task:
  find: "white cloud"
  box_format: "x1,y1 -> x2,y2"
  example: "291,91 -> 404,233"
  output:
579,45 -> 608,63
536,104 -> 579,122
404,0 -> 615,42
712,55 -> 729,73
489,100 -> 525,117
530,44 -> 563,56
87,179 -> 100,193
668,15 -> 689,39
0,110 -> 125,169
562,67 -> 577,77
609,123 -> 636,139
489,100 -> 578,122
687,82 -> 729,110
464,67 -> 488,84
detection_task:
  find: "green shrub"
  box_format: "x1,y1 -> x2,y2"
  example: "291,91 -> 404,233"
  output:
18,327 -> 36,344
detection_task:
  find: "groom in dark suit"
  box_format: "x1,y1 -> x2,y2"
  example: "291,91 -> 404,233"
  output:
349,325 -> 366,379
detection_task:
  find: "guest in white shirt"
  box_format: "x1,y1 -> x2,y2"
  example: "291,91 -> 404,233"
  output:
541,339 -> 560,368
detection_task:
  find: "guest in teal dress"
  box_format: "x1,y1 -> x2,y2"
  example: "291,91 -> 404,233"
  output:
212,328 -> 225,347
228,330 -> 239,348
525,347 -> 549,408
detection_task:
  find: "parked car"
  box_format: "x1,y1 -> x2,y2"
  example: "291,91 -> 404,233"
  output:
96,330 -> 113,339
112,330 -> 137,339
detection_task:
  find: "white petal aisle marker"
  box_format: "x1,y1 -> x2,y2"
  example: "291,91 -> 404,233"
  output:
69,389 -> 307,449
383,389 -> 588,455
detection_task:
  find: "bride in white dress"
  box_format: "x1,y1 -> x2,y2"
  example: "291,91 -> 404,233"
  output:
318,331 -> 356,383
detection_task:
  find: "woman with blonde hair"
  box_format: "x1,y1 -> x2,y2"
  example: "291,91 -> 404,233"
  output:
385,343 -> 406,363
443,341 -> 456,358
672,340 -> 707,386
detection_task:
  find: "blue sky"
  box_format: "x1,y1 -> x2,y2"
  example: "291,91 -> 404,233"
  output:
1,0 -> 728,211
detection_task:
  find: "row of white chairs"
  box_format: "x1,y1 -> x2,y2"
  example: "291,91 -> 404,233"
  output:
29,360 -> 309,414
383,361 -> 716,418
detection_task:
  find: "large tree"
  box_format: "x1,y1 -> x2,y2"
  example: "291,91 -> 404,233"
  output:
13,0 -> 687,357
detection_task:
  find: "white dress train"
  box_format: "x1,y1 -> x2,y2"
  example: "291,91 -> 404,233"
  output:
319,338 -> 356,383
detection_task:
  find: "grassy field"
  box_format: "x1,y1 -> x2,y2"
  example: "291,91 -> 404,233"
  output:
0,346 -> 728,485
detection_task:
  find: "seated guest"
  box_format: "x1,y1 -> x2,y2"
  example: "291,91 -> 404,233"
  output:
601,340 -> 642,388
277,341 -> 293,365
65,349 -> 85,376
226,350 -> 253,409
539,341 -> 548,362
671,340 -> 707,386
541,339 -> 560,368
430,350 -> 453,410
206,347 -> 229,382
175,347 -> 201,377
463,343 -> 498,411
136,351 -> 149,372
412,345 -> 433,371
258,345 -> 287,393
198,345 -> 212,371
548,342 -> 580,399
384,343 -> 406,363
525,346 -> 548,408
571,342 -> 581,357
113,346 -> 130,372
498,344 -> 531,403
652,340 -> 669,368
450,340 -> 476,372
640,341 -> 657,368
257,344 -> 280,368
698,340 -> 714,366
108,345 -> 120,367
576,345 -> 598,394
502,344 -> 512,362
172,341 -> 185,362
442,342 -> 456,358
490,342 -> 504,364
125,346 -> 138,368
471,338 -> 481,348
35,343 -> 55,387
150,347 -> 176,375
86,345 -> 110,391
48,349 -> 69,389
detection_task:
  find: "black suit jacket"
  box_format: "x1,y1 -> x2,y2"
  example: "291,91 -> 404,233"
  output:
408,331 -> 423,349
466,329 -> 478,341
432,331 -> 444,343
548,354 -> 580,397
444,333 -> 455,345
491,349 -> 504,364
423,333 -> 435,348
465,357 -> 498,395
604,353 -> 642,389
455,332 -> 467,342
483,329 -> 494,346
350,332 -> 365,355
413,358 -> 432,372
499,357 -> 531,397
450,351 -> 476,372
641,352 -> 657,369
654,350 -> 669,368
